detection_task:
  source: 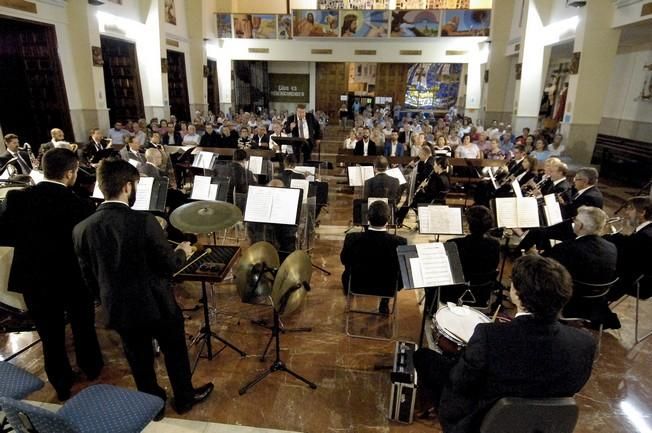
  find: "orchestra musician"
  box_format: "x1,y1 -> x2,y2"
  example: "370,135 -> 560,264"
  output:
0,148 -> 103,401
414,255 -> 595,433
118,135 -> 145,165
363,156 -> 400,204
276,154 -> 305,187
0,133 -> 32,175
82,128 -> 111,167
227,149 -> 258,207
72,158 -> 213,417
536,158 -> 571,199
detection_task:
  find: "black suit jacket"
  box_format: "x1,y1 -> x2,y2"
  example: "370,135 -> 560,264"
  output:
138,163 -> 163,178
219,131 -> 238,148
284,113 -> 322,142
227,162 -> 257,203
363,173 -> 400,203
547,235 -> 617,285
541,178 -> 570,198
199,131 -> 220,148
73,202 -> 186,331
250,134 -> 270,149
353,139 -> 377,156
82,140 -> 105,165
161,132 -> 183,146
340,230 -> 407,296
0,182 -> 93,295
446,235 -> 499,278
564,186 -> 603,218
440,316 -> 595,433
0,150 -> 32,175
605,223 -> 652,291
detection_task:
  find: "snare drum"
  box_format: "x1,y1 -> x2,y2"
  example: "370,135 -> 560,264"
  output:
432,305 -> 491,354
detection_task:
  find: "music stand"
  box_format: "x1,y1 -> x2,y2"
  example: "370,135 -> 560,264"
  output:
273,137 -> 308,161
417,205 -> 464,242
397,243 -> 465,347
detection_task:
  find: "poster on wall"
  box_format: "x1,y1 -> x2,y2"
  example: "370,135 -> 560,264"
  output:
440,9 -> 491,36
404,63 -> 462,110
269,74 -> 310,103
390,10 -> 440,37
216,14 -> 233,38
293,10 -> 340,37
340,10 -> 389,38
164,0 -> 176,25
233,14 -> 277,39
278,15 -> 293,39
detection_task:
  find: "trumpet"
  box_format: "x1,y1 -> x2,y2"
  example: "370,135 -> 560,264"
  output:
523,176 -> 550,197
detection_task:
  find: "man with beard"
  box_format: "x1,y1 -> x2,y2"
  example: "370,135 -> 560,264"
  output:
73,158 -> 213,417
354,127 -> 377,156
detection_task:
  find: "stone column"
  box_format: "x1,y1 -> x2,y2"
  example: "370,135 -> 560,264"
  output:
186,0 -> 208,118
484,0 -> 515,124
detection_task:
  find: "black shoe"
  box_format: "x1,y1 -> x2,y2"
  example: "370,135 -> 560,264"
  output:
56,388 -> 71,401
378,299 -> 390,315
172,383 -> 214,415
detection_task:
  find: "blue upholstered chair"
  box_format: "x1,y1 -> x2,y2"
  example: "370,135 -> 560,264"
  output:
0,361 -> 44,432
0,384 -> 164,433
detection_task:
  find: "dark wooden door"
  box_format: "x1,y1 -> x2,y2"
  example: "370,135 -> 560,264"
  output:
207,59 -> 219,116
0,16 -> 73,151
316,62 -> 347,119
166,50 -> 190,121
101,36 -> 145,125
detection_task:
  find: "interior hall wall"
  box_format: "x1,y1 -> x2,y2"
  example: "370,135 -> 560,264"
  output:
316,63 -> 347,119
600,45 -> 652,144
375,63 -> 410,109
268,61 -> 311,114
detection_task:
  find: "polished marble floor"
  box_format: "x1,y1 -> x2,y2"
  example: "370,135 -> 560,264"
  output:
2,159 -> 651,433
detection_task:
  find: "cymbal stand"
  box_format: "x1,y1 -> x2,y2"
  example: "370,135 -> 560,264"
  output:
239,294 -> 317,395
189,280 -> 246,375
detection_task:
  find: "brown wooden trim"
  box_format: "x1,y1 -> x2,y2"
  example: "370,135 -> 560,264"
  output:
0,0 -> 37,13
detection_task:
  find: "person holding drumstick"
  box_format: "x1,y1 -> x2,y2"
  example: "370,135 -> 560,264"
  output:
414,255 -> 596,432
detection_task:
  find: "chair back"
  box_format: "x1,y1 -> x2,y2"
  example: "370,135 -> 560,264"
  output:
0,362 -> 44,400
480,397 -> 578,433
574,278 -> 619,299
0,397 -> 78,433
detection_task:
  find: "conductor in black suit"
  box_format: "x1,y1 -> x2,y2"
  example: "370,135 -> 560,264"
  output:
415,255 -> 596,433
72,159 -> 213,416
284,104 -> 322,162
519,167 -> 604,253
0,148 -> 103,401
353,127 -> 377,156
363,156 -> 400,204
340,200 -> 407,313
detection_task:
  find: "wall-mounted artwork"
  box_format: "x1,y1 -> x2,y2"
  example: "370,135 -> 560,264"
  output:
570,52 -> 581,74
426,0 -> 469,7
340,10 -> 389,37
293,10 -> 340,37
440,9 -> 491,36
216,14 -> 232,38
404,63 -> 462,109
164,0 -> 176,25
390,10 -> 440,37
233,14 -> 276,39
278,15 -> 293,39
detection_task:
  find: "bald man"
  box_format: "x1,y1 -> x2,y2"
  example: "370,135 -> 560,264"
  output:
39,128 -> 65,159
138,148 -> 164,178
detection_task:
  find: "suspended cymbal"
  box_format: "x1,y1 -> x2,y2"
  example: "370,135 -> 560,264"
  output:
235,242 -> 280,304
170,200 -> 242,233
271,250 -> 312,317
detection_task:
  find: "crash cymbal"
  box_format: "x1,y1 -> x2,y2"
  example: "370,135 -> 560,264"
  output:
271,250 -> 312,317
235,242 -> 280,304
170,200 -> 242,233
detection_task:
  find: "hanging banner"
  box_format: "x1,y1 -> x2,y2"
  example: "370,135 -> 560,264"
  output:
269,74 -> 310,102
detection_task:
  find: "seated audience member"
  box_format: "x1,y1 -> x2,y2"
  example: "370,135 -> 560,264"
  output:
138,148 -> 163,178
131,123 -> 146,147
228,149 -> 257,206
182,125 -> 201,146
219,125 -> 238,148
161,125 -> 182,146
483,138 -> 506,160
384,129 -> 405,157
415,255 -> 596,433
354,127 -> 377,156
73,159 -> 213,417
604,196 -> 652,300
446,206 -> 500,278
363,156 -> 400,204
343,129 -> 358,150
269,123 -> 287,152
250,125 -> 270,149
546,205 -> 618,328
237,127 -> 252,149
519,167 -> 604,253
107,122 -> 129,145
548,133 -> 565,157
340,200 -> 407,313
530,138 -> 550,161
276,154 -> 305,187
199,124 -> 220,147
454,134 -> 482,159
432,136 -> 452,158
118,135 -> 145,165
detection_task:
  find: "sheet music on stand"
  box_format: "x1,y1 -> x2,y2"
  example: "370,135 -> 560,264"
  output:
290,178 -> 310,204
244,185 -> 302,226
294,166 -> 315,181
246,156 -> 263,175
92,177 -> 169,212
192,151 -> 218,169
543,194 -> 563,226
191,175 -> 219,201
494,197 -> 540,228
512,179 -> 523,198
347,166 -> 375,187
385,167 -> 407,185
397,242 -> 465,290
418,205 -> 464,235
29,170 -> 45,184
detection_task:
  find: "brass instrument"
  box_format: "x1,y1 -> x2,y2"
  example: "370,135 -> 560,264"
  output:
19,143 -> 39,170
524,176 -> 550,197
605,216 -> 625,234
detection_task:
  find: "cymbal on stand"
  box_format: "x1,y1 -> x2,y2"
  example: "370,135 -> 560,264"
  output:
170,200 -> 242,233
235,241 -> 280,304
271,250 -> 312,317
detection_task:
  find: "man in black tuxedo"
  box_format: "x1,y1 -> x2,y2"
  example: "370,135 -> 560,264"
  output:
0,133 -> 32,175
546,206 -> 619,328
72,159 -> 213,416
340,200 -> 407,313
538,159 -> 571,199
363,156 -> 400,203
353,127 -> 376,156
519,167 -> 604,253
81,128 -> 108,167
199,124 -> 220,147
0,149 -> 103,401
284,104 -> 322,162
415,255 -> 595,433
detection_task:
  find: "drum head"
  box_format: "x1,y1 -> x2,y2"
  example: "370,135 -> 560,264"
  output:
434,305 -> 491,344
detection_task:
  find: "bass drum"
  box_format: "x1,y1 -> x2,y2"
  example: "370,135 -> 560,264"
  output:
0,247 -> 28,313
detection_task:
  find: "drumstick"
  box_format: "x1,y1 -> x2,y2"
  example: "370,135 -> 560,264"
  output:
492,305 -> 501,322
168,240 -> 180,245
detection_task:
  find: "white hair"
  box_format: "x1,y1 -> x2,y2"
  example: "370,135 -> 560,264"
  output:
575,206 -> 607,235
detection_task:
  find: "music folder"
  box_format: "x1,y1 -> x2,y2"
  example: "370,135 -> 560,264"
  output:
92,177 -> 169,212
347,165 -> 375,187
244,185 -> 303,226
418,205 -> 464,235
543,194 -> 563,226
385,167 -> 407,185
397,242 -> 465,290
494,197 -> 540,228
